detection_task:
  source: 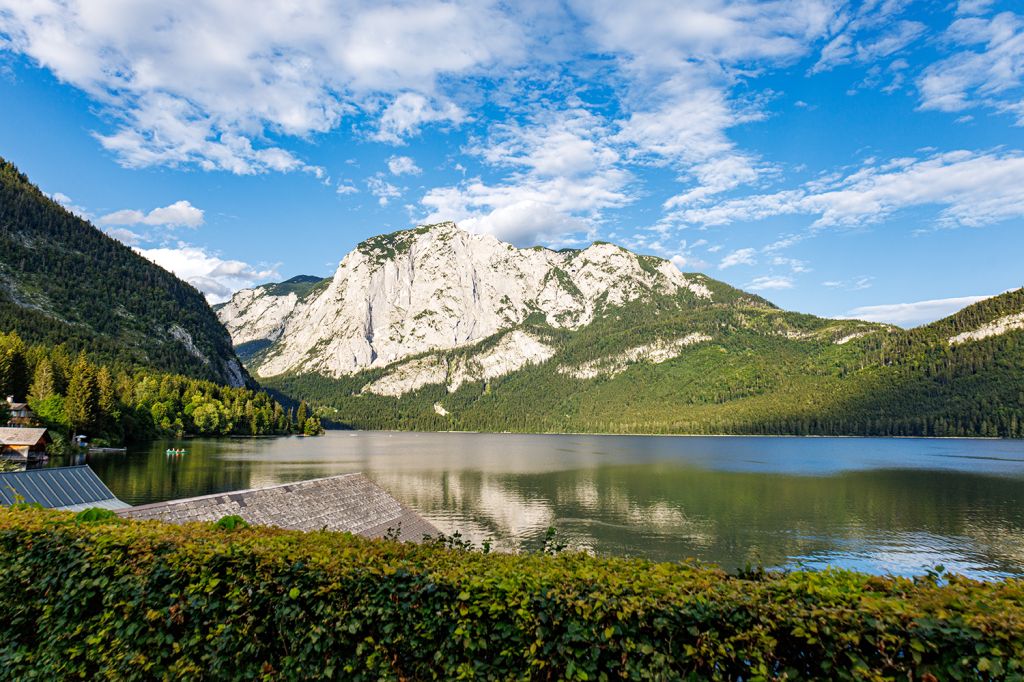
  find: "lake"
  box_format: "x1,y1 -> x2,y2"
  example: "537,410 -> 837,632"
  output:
67,431 -> 1024,580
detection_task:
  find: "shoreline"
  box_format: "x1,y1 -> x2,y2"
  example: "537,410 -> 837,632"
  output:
332,428 -> 1011,441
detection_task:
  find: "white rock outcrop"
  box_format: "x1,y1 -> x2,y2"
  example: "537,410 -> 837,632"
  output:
948,312 -> 1024,345
558,333 -> 712,380
219,222 -> 710,379
363,330 -> 556,397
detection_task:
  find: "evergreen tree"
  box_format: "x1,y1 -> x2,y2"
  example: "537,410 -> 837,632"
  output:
65,353 -> 99,435
296,400 -> 308,432
0,332 -> 29,399
28,356 -> 56,402
97,365 -> 116,415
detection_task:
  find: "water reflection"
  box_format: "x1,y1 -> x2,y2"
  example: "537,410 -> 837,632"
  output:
51,431 -> 1024,579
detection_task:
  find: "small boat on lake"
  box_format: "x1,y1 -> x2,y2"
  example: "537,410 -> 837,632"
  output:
165,448 -> 187,456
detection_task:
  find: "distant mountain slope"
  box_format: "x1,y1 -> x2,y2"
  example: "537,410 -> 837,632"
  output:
0,158 -> 248,386
215,223 -> 1024,438
264,286 -> 1024,438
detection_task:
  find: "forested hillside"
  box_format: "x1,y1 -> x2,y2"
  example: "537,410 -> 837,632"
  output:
267,289 -> 1024,438
0,158 -> 248,386
0,331 -> 320,449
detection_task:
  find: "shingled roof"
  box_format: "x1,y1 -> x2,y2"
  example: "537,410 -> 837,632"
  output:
0,427 -> 48,446
119,472 -> 438,542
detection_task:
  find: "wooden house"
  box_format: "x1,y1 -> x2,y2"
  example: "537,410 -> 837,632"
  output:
5,396 -> 36,426
0,428 -> 50,459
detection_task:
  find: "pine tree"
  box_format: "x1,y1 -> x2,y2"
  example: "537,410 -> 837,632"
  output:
65,353 -> 99,435
0,332 -> 29,400
296,400 -> 308,432
97,366 -> 116,416
28,356 -> 56,402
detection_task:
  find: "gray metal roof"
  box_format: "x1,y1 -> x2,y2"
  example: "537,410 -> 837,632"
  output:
0,465 -> 130,511
121,472 -> 439,542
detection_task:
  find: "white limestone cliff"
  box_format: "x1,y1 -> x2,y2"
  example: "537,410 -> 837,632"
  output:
949,311 -> 1024,345
219,222 -> 711,379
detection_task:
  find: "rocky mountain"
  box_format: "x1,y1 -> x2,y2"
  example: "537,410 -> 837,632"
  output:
0,158 -> 248,387
223,222 -> 1024,439
219,221 -> 770,379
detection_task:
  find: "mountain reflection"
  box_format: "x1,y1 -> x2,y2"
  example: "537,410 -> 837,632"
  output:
69,431 -> 1024,579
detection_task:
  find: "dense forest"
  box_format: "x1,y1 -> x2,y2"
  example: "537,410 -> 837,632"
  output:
268,289 -> 1024,439
0,157 -> 246,386
0,331 -> 321,450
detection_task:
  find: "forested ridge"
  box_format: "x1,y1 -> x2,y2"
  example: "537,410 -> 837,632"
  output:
0,157 -> 246,386
267,288 -> 1024,438
0,331 -> 321,449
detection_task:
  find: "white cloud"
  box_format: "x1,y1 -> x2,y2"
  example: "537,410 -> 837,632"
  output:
135,244 -> 279,303
367,174 -> 401,206
0,1 -> 522,172
918,12 -> 1024,124
957,0 -> 994,16
374,93 -> 466,144
387,155 -> 422,176
842,294 -> 992,327
572,0 -> 836,209
49,192 -> 91,219
336,182 -> 359,195
420,108 -> 632,245
98,200 -> 204,228
674,150 -> 1024,229
771,256 -> 810,273
103,227 -> 143,246
719,247 -> 756,269
748,275 -> 794,290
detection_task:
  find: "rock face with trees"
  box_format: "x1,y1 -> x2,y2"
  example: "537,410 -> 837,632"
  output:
223,225 -> 1024,438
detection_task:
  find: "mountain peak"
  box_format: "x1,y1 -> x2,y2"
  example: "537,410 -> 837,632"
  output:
220,222 -> 732,378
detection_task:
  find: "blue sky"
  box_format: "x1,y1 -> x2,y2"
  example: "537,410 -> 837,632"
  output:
1,0 -> 1022,326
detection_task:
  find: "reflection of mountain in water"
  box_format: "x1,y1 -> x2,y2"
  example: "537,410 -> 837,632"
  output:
77,432 -> 1024,579
374,464 -> 1024,578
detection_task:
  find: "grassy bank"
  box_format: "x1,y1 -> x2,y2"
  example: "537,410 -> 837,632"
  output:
0,507 -> 1021,680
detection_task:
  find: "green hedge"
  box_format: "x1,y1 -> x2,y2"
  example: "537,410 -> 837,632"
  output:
0,508 -> 1022,680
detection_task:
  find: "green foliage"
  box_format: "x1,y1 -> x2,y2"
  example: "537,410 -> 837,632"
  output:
65,352 -> 99,434
270,289 -> 1024,439
73,507 -> 118,524
212,514 -> 250,531
0,157 -> 246,385
1,507 -> 1023,680
1,331 -> 304,444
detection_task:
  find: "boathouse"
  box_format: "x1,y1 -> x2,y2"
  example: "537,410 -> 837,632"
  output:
120,473 -> 439,542
0,427 -> 50,459
0,465 -> 130,511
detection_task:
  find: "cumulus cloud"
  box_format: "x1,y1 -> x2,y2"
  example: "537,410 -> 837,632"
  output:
420,108 -> 632,244
98,200 -> 204,228
842,294 -> 992,327
719,247 -> 756,269
673,150 -> 1024,229
387,155 -> 422,176
0,1 -> 522,172
135,244 -> 279,303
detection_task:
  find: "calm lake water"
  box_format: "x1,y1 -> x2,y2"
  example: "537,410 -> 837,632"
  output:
65,431 -> 1024,580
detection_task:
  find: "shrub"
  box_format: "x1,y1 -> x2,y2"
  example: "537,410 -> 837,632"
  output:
0,507 -> 1021,680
